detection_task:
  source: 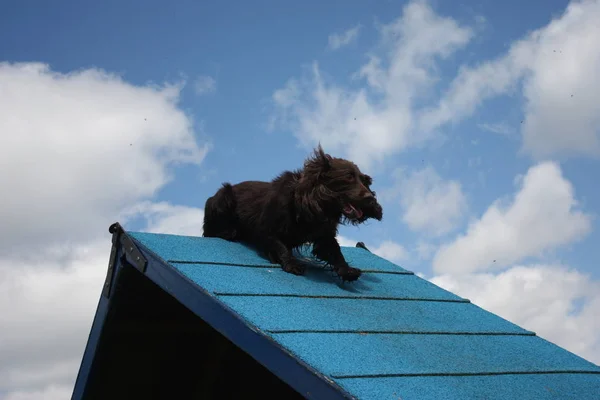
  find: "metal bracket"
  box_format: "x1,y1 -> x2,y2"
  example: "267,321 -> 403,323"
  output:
355,242 -> 371,252
102,222 -> 148,298
120,232 -> 147,273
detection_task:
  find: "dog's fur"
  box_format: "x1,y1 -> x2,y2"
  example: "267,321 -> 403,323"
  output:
202,145 -> 383,281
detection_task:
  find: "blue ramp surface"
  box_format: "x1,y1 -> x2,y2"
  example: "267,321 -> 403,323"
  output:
129,231 -> 600,400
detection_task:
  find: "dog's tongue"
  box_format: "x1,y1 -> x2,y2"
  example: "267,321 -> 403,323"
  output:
344,204 -> 363,219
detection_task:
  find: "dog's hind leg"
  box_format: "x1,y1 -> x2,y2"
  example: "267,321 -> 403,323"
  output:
202,183 -> 238,240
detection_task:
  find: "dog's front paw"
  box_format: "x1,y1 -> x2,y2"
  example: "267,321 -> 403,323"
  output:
282,261 -> 306,276
336,265 -> 362,282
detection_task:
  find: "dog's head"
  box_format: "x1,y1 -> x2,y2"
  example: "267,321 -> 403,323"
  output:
297,145 -> 383,224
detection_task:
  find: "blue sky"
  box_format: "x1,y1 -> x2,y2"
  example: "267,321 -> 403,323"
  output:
1,0 -> 599,398
3,0 -> 596,276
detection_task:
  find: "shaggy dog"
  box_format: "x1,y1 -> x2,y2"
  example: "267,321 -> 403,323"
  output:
202,145 -> 383,281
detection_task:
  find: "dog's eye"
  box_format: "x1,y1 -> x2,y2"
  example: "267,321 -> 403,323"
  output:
361,174 -> 372,186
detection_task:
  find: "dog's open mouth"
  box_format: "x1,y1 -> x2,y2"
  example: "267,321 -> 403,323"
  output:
343,203 -> 363,219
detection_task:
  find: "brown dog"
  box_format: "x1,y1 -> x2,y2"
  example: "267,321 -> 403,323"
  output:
202,145 -> 383,281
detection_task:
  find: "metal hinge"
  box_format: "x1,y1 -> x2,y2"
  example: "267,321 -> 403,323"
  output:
102,222 -> 148,298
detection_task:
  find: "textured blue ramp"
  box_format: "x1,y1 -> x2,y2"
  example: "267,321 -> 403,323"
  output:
304,247 -> 411,273
172,263 -> 463,301
270,333 -> 598,377
126,231 -> 600,400
337,373 -> 600,400
130,232 -> 275,265
219,297 -> 531,334
130,231 -> 410,273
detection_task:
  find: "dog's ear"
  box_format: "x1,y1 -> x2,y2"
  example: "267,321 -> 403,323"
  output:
315,144 -> 332,169
304,144 -> 331,175
295,144 -> 338,221
312,143 -> 331,171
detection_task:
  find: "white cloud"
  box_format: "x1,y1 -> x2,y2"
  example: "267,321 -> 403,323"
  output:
336,235 -> 357,247
394,166 -> 468,236
478,122 -> 514,135
0,62 -> 209,398
0,241 -> 107,394
338,236 -> 408,265
421,0 -> 600,159
0,62 -> 210,260
371,240 -> 409,264
122,201 -> 205,237
431,264 -> 600,365
328,25 -> 361,50
2,384 -> 73,400
193,75 -> 217,95
269,0 -> 473,169
418,41 -> 527,133
433,162 -> 592,274
273,0 -> 600,164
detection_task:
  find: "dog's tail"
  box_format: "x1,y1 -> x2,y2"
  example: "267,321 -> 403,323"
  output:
202,183 -> 239,240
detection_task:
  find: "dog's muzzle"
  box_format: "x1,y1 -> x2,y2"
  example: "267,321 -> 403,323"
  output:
361,197 -> 383,221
